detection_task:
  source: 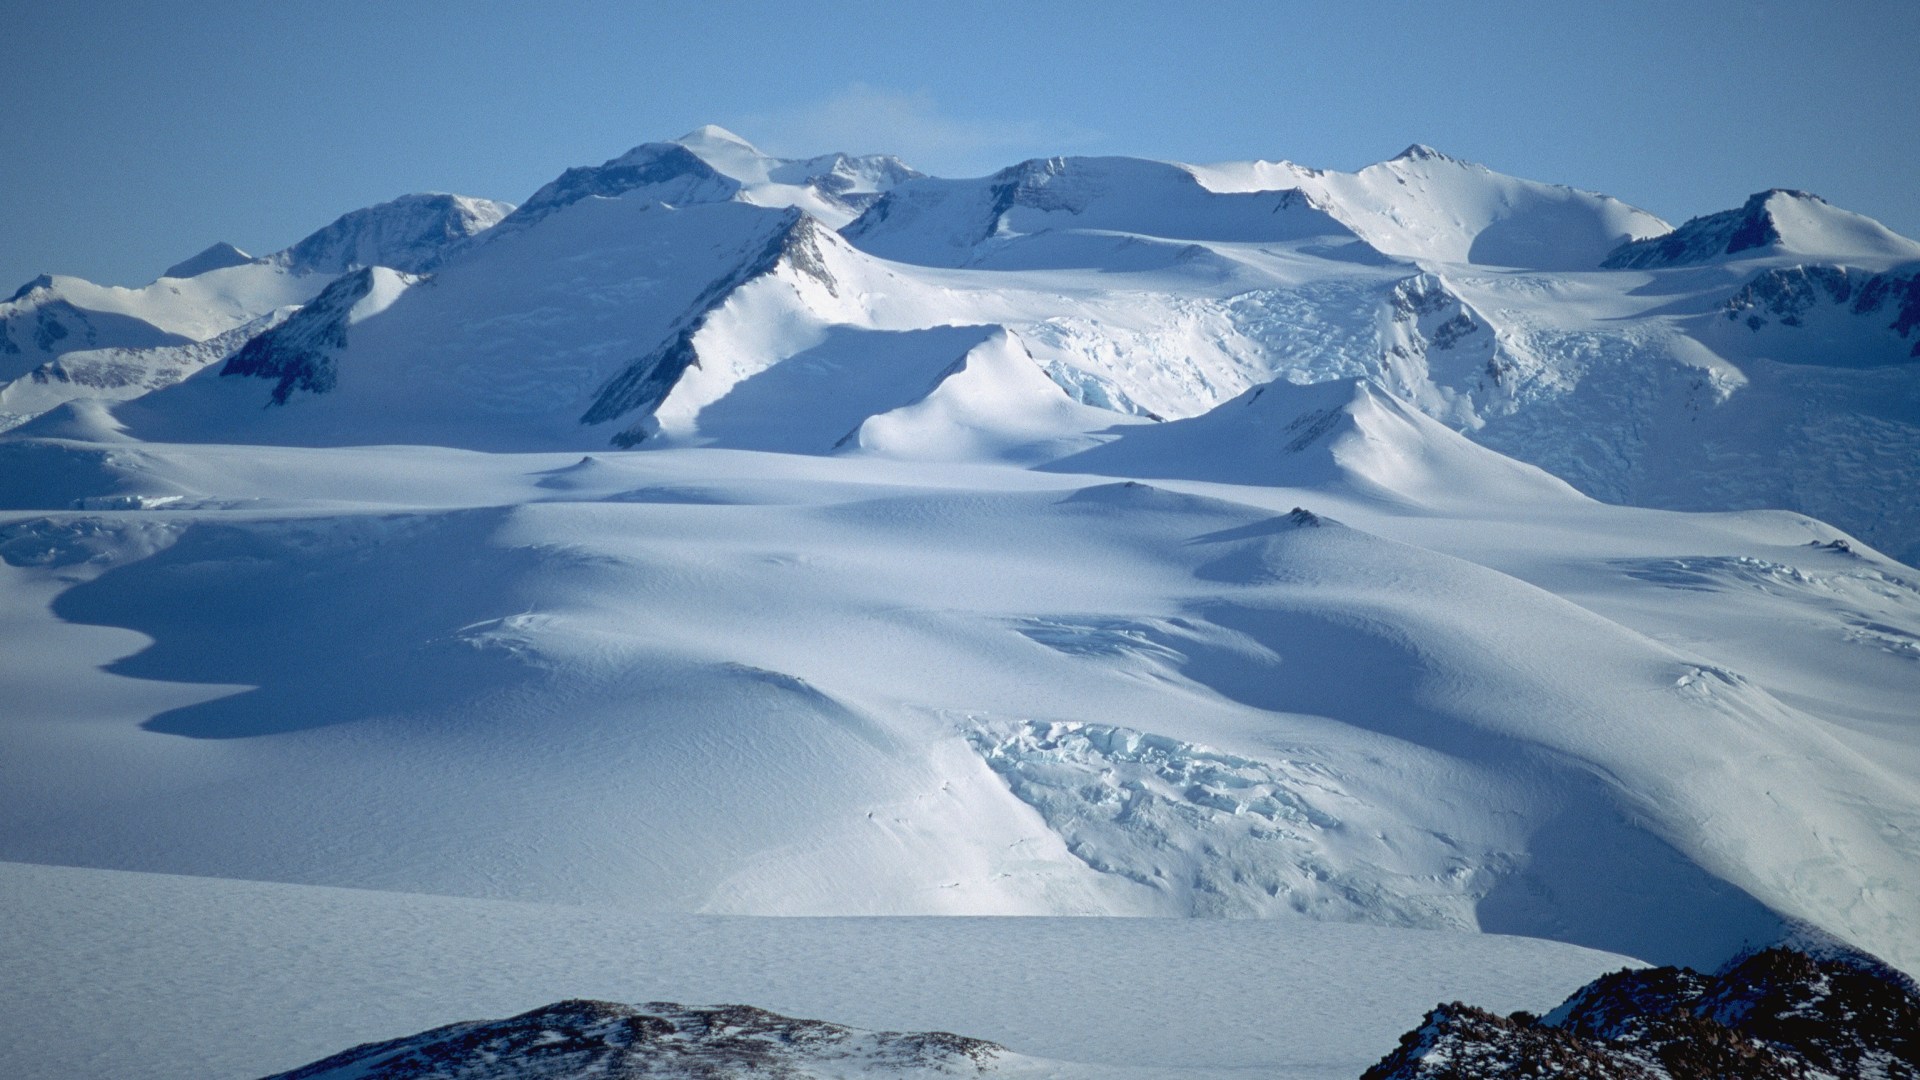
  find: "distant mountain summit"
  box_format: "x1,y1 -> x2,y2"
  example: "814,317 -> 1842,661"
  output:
501,125 -> 920,232
842,155 -> 1367,268
1189,144 -> 1671,269
1605,188 -> 1920,268
162,241 -> 253,280
272,192 -> 514,275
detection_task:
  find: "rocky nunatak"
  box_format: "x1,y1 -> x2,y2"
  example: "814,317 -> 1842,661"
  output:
1364,946 -> 1919,1080
263,999 -> 1010,1080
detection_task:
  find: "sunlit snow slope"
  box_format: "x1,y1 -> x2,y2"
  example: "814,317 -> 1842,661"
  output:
3,399 -> 1916,974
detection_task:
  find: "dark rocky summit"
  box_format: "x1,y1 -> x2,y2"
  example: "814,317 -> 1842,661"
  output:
262,999 -> 1007,1079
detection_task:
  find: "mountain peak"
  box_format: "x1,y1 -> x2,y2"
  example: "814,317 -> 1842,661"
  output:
1604,187 -> 1919,269
1391,143 -> 1456,164
162,241 -> 253,280
676,124 -> 761,155
1751,187 -> 1825,207
275,192 -> 513,275
7,273 -> 56,303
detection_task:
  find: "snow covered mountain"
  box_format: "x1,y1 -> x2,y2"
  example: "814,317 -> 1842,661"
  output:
0,190 -> 512,431
841,154 -> 1373,268
269,192 -> 512,275
25,129 -> 1906,558
1049,376 -> 1586,507
501,125 -> 918,232
1603,188 -> 1920,269
162,241 -> 253,280
1192,143 -> 1672,270
3,126 -> 1918,1080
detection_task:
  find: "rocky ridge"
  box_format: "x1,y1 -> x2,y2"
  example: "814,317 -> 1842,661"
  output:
1364,947 -> 1920,1080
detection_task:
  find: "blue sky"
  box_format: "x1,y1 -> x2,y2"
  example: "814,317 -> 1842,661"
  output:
4,0 -> 1916,288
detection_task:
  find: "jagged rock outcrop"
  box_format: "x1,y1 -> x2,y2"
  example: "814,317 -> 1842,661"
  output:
261,999 -> 1009,1080
1718,263 -> 1920,360
1364,947 -> 1920,1080
221,267 -> 414,403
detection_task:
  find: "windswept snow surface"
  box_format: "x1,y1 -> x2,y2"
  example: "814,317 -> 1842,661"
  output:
1,419 -> 1916,959
0,860 -> 1638,1080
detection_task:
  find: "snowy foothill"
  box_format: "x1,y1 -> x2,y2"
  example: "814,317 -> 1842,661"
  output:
3,427 -> 1916,1076
2,124 -> 1919,1079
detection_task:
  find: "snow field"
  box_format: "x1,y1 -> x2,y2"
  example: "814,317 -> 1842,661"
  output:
0,859 -> 1642,1080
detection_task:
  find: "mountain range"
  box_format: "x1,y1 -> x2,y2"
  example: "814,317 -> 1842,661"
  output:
2,126 -> 1916,1080
6,125 -> 1917,562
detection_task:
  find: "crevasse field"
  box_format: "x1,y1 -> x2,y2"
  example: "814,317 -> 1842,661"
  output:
3,127 -> 1917,1078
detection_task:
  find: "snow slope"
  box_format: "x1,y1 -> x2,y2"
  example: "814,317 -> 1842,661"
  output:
1051,376 -> 1586,508
1,422 -> 1914,972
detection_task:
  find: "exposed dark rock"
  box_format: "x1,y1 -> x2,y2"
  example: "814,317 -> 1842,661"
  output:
222,268 -> 409,404
1603,190 -> 1815,269
504,144 -> 740,230
585,211 -> 838,439
8,274 -> 55,303
261,998 -> 1006,1079
1719,263 -> 1920,359
1366,947 -> 1920,1080
1362,1003 -> 1667,1079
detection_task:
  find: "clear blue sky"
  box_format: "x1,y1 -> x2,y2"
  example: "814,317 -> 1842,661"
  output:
4,0 -> 1916,288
